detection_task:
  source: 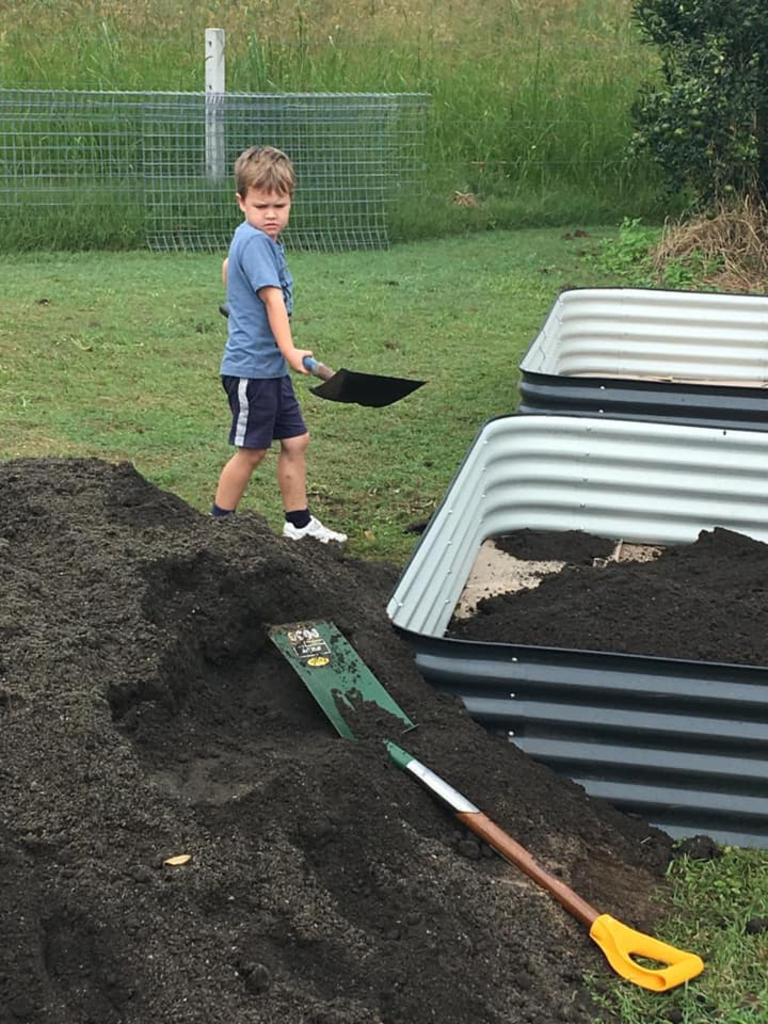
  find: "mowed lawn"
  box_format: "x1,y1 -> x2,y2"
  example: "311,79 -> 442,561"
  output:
0,228 -> 608,561
2,230 -> 767,1024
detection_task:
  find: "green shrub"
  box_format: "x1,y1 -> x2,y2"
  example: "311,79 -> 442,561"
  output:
631,0 -> 768,206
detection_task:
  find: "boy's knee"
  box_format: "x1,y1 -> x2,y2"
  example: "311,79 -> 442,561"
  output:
237,447 -> 267,467
282,432 -> 310,455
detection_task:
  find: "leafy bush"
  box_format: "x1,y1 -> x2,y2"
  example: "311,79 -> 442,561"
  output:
631,0 -> 768,206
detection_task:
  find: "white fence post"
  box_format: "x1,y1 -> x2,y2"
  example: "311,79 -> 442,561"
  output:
205,28 -> 226,181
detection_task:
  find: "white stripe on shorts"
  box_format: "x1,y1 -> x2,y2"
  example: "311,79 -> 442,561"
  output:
234,378 -> 250,446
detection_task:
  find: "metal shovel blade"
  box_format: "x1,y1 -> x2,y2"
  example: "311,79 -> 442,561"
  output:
310,368 -> 425,408
269,620 -> 416,739
218,308 -> 423,408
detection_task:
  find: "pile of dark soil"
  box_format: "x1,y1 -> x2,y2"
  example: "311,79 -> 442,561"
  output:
493,529 -> 615,566
452,528 -> 768,666
1,460 -> 674,1024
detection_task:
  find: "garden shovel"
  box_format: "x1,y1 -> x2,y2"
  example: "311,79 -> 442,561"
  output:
385,742 -> 704,992
218,303 -> 425,407
301,356 -> 425,408
269,618 -> 705,993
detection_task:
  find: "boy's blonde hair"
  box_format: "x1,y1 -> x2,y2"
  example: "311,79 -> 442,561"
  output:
234,145 -> 295,198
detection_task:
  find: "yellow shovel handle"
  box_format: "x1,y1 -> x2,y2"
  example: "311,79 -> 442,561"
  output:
390,747 -> 705,993
589,914 -> 704,992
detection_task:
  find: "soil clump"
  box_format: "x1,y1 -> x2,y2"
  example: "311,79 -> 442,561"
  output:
1,459 -> 675,1024
452,528 -> 768,666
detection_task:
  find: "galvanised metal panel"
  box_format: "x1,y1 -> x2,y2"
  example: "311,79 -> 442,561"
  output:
387,414 -> 768,847
521,287 -> 768,380
518,372 -> 768,430
400,633 -> 768,847
388,415 -> 768,637
518,288 -> 768,429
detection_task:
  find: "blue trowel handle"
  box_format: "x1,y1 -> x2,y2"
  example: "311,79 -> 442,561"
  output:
303,356 -> 335,381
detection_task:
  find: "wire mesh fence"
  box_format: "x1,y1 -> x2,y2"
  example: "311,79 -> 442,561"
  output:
0,88 -> 428,252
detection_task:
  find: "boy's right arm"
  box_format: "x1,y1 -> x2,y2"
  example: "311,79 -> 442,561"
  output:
221,257 -> 229,286
259,287 -> 312,374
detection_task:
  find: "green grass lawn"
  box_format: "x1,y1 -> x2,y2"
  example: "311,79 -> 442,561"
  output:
594,848 -> 768,1023
0,227 -> 608,560
2,229 -> 767,1021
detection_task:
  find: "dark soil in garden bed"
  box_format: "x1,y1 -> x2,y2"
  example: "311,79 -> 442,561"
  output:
0,460 -> 676,1024
451,528 -> 768,666
493,529 -> 615,566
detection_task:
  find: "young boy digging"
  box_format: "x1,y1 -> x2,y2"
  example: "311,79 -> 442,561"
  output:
212,145 -> 347,544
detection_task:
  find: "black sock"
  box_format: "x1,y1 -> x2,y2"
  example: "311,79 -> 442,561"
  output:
211,503 -> 235,518
285,508 -> 311,529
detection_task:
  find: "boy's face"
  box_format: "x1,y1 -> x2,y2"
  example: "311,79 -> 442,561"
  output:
237,186 -> 291,240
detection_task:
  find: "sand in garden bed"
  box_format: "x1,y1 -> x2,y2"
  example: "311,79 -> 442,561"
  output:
1,460 -> 675,1024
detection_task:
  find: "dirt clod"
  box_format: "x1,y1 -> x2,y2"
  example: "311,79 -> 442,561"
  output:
672,835 -> 723,862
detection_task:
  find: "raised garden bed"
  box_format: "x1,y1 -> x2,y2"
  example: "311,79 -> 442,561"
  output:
518,288 -> 768,429
388,414 -> 768,847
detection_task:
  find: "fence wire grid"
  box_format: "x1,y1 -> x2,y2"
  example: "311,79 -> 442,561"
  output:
0,88 -> 428,252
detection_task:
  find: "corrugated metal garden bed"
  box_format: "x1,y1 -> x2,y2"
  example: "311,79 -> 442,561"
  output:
518,288 -> 768,429
387,414 -> 768,847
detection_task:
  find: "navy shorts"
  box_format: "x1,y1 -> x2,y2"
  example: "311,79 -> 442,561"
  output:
221,375 -> 307,450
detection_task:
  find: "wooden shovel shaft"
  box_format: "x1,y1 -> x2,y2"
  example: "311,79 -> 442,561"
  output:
455,810 -> 599,928
386,742 -> 704,991
385,741 -> 598,926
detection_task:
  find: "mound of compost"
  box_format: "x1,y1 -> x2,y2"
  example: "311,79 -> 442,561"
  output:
452,528 -> 768,666
0,459 -> 674,1024
493,529 -> 615,566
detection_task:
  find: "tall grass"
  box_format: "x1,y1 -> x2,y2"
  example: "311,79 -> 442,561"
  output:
0,0 -> 674,244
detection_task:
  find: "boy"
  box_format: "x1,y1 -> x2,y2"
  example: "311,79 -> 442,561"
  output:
212,145 -> 347,544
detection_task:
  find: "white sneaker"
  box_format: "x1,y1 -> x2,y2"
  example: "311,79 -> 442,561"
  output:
282,515 -> 348,544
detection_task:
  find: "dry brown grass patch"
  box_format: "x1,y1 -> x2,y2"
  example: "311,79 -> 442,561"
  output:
653,196 -> 768,292
451,191 -> 479,208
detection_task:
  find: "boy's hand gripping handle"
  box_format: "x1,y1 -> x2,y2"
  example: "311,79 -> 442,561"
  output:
302,356 -> 335,381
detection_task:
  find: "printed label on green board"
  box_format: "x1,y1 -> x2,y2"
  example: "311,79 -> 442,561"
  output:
284,625 -> 332,667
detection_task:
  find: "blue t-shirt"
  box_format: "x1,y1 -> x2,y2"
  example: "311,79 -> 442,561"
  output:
220,221 -> 294,378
